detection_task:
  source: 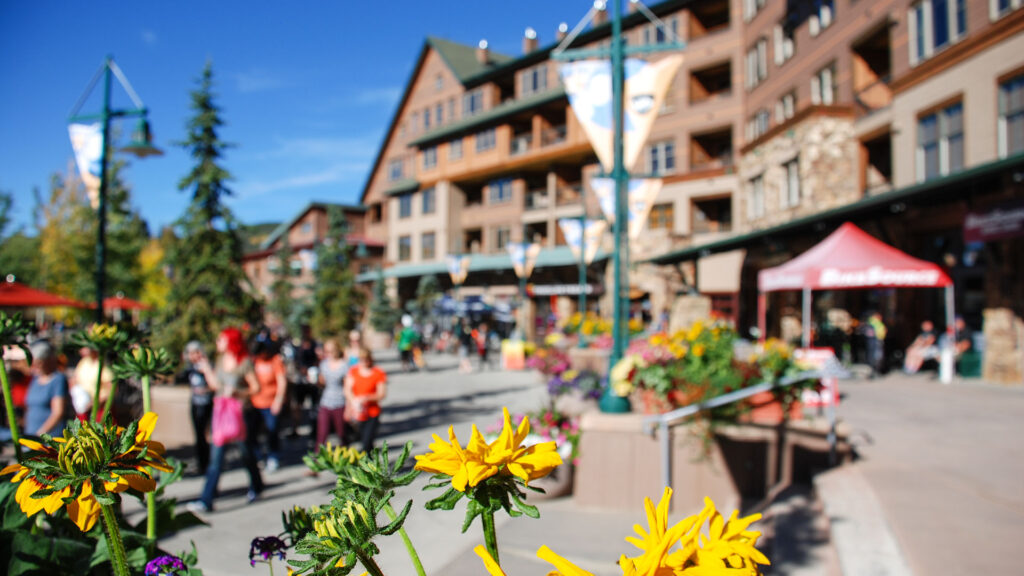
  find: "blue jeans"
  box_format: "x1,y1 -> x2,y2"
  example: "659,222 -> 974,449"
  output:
199,441 -> 264,509
246,408 -> 280,463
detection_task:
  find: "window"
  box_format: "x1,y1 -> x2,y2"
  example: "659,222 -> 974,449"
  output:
422,187 -> 436,214
435,74 -> 443,91
301,222 -> 312,234
476,128 -> 496,152
745,38 -> 768,89
645,140 -> 676,175
746,109 -> 771,141
747,176 -> 765,220
781,158 -> 801,208
809,0 -> 834,37
450,138 -> 463,160
398,235 -> 411,261
398,193 -> 412,219
463,89 -> 484,117
494,227 -> 511,251
521,64 -> 548,96
387,158 -> 403,181
421,232 -> 436,260
909,0 -> 967,65
655,18 -> 678,43
422,146 -> 437,170
648,203 -> 674,230
743,0 -> 766,21
991,0 -> 1022,21
423,107 -> 431,130
435,104 -> 443,126
811,63 -> 836,105
489,178 -> 513,204
448,97 -> 456,122
917,101 -> 964,182
774,23 -> 794,65
776,91 -> 796,123
999,74 -> 1024,157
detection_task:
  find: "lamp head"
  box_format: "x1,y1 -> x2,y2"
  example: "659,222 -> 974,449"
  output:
120,118 -> 163,158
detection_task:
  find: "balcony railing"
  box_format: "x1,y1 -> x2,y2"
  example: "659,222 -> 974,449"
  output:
689,152 -> 734,173
853,76 -> 892,117
525,189 -> 550,210
541,125 -> 567,147
511,133 -> 533,156
556,185 -> 583,206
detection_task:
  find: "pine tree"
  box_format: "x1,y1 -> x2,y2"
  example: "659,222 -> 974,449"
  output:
269,234 -> 294,329
414,274 -> 441,325
157,62 -> 261,354
310,206 -> 363,339
368,269 -> 399,334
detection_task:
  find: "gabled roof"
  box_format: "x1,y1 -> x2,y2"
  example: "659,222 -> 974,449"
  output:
260,201 -> 366,251
427,36 -> 514,83
359,38 -> 512,204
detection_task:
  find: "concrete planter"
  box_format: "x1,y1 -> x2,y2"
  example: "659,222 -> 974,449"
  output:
531,463 -> 575,500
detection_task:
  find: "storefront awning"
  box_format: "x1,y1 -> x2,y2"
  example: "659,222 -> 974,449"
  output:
356,245 -> 608,283
646,152 -> 1024,265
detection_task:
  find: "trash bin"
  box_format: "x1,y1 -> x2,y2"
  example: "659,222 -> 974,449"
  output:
958,349 -> 982,378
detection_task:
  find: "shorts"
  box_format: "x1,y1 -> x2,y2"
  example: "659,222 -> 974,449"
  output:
400,349 -> 413,363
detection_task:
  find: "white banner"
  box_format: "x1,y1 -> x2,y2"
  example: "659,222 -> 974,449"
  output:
446,254 -> 470,286
589,178 -> 663,239
68,123 -> 104,208
507,242 -> 541,279
558,218 -> 607,265
559,55 -> 683,172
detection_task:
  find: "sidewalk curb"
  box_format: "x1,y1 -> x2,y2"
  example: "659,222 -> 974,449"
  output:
814,464 -> 913,576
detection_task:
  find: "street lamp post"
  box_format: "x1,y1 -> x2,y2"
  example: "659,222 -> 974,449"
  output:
68,56 -> 161,323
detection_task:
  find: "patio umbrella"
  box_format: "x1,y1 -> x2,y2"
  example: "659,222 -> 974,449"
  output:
103,295 -> 150,311
0,280 -> 88,308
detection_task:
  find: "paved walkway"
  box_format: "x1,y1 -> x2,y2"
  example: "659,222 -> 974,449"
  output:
822,373 -> 1024,575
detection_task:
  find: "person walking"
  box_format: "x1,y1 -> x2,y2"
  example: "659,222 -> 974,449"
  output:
189,328 -> 264,513
179,341 -> 213,476
249,339 -> 288,473
457,318 -> 474,373
316,338 -> 349,448
344,348 -> 387,452
344,330 -> 362,370
865,312 -> 888,377
476,322 -> 493,371
70,346 -> 112,421
397,316 -> 419,372
23,341 -> 68,438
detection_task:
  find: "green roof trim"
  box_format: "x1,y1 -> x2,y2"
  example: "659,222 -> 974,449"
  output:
383,178 -> 420,197
356,245 -> 608,282
427,36 -> 514,83
646,152 -> 1024,265
409,87 -> 567,147
260,201 -> 367,251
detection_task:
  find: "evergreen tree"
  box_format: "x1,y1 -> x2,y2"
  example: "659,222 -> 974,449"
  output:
310,206 -> 363,339
368,269 -> 399,334
413,274 -> 441,325
269,234 -> 295,329
157,62 -> 261,354
0,191 -> 41,285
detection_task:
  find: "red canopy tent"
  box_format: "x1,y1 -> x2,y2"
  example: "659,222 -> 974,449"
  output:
0,280 -> 88,308
103,295 -> 150,311
757,222 -> 955,379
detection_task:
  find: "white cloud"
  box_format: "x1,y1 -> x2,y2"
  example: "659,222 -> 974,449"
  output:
141,30 -> 158,46
233,69 -> 287,93
234,163 -> 366,198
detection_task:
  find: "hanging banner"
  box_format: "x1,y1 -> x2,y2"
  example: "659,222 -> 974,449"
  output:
446,254 -> 470,286
507,242 -> 541,279
589,178 -> 663,239
68,123 -> 104,209
558,218 -> 607,265
559,55 -> 683,173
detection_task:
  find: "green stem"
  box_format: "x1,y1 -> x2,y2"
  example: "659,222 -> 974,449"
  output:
384,503 -> 425,576
141,374 -> 151,413
90,356 -> 104,422
100,503 -> 130,576
482,510 -> 499,565
356,552 -> 386,576
141,374 -> 157,542
102,359 -> 119,423
0,364 -> 22,460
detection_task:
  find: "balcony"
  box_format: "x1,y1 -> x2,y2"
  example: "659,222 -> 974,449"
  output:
690,128 -> 734,173
851,23 -> 892,118
689,0 -> 730,40
556,184 -> 582,206
525,189 -> 550,210
541,125 -> 567,147
691,196 -> 733,236
511,133 -> 533,156
690,61 -> 732,106
853,77 -> 893,117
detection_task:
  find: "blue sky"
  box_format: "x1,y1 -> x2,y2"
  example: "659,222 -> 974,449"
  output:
0,1 -> 600,234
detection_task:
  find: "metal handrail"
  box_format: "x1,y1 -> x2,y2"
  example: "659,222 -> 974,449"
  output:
641,370 -> 825,502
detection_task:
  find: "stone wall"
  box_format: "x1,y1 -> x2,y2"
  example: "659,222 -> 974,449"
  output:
982,308 -> 1024,385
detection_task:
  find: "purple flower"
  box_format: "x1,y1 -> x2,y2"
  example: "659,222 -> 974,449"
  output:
249,536 -> 288,567
146,555 -> 187,576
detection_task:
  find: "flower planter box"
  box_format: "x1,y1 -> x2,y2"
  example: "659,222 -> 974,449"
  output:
740,391 -> 803,424
568,347 -> 611,378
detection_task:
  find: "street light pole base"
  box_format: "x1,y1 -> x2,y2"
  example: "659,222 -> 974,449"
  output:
598,389 -> 631,413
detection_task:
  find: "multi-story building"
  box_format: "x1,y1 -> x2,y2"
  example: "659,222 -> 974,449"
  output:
356,0 -> 1024,361
243,202 -> 385,325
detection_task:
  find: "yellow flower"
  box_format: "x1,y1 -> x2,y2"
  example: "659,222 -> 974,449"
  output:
415,408 -> 562,492
537,545 -> 595,576
686,322 -> 704,342
692,344 -> 705,358
1,413 -> 169,532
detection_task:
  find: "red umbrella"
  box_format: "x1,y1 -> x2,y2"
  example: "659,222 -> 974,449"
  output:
103,295 -> 150,311
0,280 -> 88,308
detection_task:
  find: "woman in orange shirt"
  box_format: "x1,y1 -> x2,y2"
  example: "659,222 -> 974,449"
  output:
344,348 -> 387,452
249,340 -> 287,472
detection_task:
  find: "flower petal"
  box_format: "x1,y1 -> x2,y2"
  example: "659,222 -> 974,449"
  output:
474,545 -> 507,576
